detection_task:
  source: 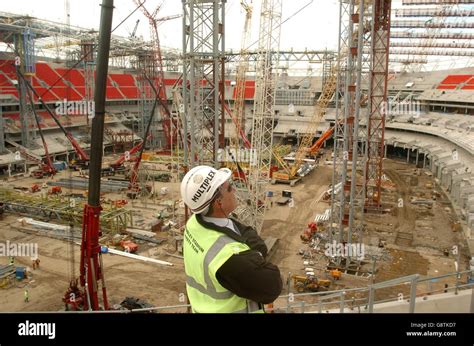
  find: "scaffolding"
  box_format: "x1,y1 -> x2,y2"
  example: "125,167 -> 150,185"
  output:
391,20 -> 474,28
14,28 -> 37,149
391,41 -> 474,48
391,31 -> 474,39
394,7 -> 474,16
182,0 -> 225,167
402,0 -> 474,4
366,0 -> 391,210
248,0 -> 282,233
136,50 -> 159,149
389,48 -> 474,56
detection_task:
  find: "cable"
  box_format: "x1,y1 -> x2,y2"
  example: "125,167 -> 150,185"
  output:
112,0 -> 146,33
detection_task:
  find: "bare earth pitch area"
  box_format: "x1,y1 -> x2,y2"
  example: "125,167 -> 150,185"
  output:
0,157 -> 470,311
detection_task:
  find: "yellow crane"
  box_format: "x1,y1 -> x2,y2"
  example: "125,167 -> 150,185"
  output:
228,0 -> 253,165
272,68 -> 337,185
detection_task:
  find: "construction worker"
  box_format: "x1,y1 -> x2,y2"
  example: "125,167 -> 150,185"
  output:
32,258 -> 40,270
180,166 -> 282,313
9,257 -> 14,265
24,289 -> 29,303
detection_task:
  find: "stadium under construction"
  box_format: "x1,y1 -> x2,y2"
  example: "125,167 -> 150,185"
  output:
0,0 -> 473,315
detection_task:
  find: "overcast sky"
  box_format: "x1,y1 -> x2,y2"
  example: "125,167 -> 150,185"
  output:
2,0 -> 472,71
2,0 -> 341,51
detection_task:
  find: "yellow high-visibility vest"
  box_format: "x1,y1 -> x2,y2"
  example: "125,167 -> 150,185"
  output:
183,215 -> 262,313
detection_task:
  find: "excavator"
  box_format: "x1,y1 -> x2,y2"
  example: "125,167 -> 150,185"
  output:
292,274 -> 331,293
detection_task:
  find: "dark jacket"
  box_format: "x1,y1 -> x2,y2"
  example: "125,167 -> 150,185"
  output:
196,214 -> 282,304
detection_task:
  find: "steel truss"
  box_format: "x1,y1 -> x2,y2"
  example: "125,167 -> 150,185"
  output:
182,0 -> 225,166
248,0 -> 282,233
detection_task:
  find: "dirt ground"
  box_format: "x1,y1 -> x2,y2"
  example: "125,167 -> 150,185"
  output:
0,154 -> 471,312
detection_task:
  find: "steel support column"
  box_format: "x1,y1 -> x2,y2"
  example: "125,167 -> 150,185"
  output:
248,0 -> 282,232
182,0 -> 225,167
365,0 -> 391,210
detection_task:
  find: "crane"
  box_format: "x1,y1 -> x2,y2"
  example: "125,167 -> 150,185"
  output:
135,0 -> 177,150
247,0 -> 282,233
131,19 -> 140,38
63,0 -> 114,311
109,138 -> 148,169
24,83 -> 56,178
16,71 -> 90,169
229,1 -> 253,154
272,67 -> 337,185
155,14 -> 182,24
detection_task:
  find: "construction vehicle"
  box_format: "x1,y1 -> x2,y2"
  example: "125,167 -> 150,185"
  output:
109,138 -> 148,170
300,222 -> 318,242
271,69 -> 337,185
292,274 -> 331,293
48,186 -> 62,195
327,269 -> 342,281
30,184 -> 40,193
119,240 -> 138,253
275,190 -> 292,205
31,165 -> 55,178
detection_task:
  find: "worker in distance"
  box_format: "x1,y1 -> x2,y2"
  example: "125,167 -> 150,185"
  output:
180,165 -> 282,313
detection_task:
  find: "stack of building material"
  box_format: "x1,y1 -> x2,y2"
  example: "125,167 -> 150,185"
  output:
314,209 -> 331,223
0,264 -> 15,279
47,178 -> 129,192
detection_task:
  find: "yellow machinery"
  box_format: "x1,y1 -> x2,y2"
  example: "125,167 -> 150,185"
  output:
272,69 -> 337,185
292,274 -> 331,293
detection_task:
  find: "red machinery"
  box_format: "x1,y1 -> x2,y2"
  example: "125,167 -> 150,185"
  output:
135,1 -> 178,151
109,135 -> 151,170
63,0 -> 114,311
300,222 -> 318,242
18,74 -> 90,170
309,126 -> 335,157
48,186 -> 62,195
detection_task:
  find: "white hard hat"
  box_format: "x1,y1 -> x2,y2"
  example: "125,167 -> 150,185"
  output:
180,165 -> 232,214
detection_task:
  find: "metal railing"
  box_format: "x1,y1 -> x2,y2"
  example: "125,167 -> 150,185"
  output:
10,269 -> 472,313
271,269 -> 474,313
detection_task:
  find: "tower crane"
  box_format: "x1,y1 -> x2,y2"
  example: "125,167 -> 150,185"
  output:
135,0 -> 178,150
248,0 -> 282,233
229,0 -> 253,155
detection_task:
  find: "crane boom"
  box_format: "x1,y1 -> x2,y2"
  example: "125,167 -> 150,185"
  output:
17,72 -> 89,162
131,19 -> 139,38
135,1 -> 176,150
290,69 -> 337,177
110,139 -> 147,168
24,83 -> 56,176
248,0 -> 282,233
